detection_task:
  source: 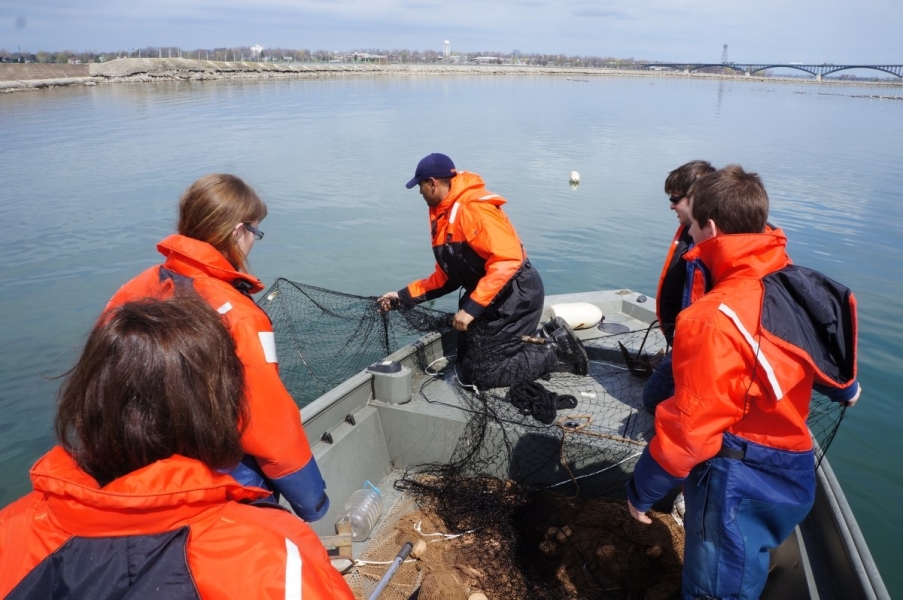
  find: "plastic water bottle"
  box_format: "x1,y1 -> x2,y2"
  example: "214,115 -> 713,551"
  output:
335,481 -> 382,542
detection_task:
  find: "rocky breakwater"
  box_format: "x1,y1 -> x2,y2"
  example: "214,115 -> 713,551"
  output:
0,63 -> 93,92
1,57 -> 632,93
88,57 -> 615,81
89,57 -> 399,82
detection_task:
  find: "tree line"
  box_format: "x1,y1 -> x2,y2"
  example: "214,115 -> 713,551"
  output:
0,46 -> 645,68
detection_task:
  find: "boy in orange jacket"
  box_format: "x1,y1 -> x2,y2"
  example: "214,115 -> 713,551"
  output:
627,165 -> 860,599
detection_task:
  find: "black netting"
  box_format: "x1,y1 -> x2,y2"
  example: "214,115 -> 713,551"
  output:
261,280 -> 846,600
259,278 -> 452,406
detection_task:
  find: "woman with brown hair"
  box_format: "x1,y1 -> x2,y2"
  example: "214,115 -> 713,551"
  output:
0,295 -> 353,599
104,174 -> 329,522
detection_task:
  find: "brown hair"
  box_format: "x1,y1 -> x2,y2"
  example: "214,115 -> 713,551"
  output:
664,160 -> 715,197
689,165 -> 769,234
55,294 -> 248,486
177,174 -> 267,272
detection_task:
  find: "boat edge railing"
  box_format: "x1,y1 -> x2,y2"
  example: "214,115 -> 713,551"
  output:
817,458 -> 890,599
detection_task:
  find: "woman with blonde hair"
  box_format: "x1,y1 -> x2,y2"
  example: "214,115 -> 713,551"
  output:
105,174 -> 329,521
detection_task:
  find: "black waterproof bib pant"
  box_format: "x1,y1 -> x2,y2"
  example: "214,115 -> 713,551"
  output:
458,262 -> 558,389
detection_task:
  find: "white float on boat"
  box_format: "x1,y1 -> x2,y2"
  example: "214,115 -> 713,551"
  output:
549,302 -> 603,330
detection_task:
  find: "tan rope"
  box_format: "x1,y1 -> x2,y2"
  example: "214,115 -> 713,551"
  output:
555,414 -> 647,494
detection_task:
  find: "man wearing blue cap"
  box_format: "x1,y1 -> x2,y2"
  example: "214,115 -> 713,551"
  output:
379,153 -> 587,389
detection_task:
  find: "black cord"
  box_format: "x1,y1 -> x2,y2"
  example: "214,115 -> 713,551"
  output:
507,381 -> 578,425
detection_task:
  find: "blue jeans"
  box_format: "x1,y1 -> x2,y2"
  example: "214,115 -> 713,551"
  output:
642,351 -> 674,413
682,433 -> 815,600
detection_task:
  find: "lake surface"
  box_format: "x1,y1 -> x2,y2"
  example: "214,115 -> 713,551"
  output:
2,73 -> 901,595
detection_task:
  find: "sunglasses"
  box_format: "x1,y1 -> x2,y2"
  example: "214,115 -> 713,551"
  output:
668,194 -> 685,204
243,223 -> 264,240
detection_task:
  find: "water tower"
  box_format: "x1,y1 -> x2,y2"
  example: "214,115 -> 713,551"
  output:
443,40 -> 450,59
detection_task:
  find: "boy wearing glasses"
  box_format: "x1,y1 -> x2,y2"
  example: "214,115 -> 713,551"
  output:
644,160 -> 716,414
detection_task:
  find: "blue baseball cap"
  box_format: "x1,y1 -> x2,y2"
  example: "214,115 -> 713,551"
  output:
405,153 -> 457,189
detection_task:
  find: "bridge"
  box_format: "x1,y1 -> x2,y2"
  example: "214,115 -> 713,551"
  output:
637,62 -> 903,80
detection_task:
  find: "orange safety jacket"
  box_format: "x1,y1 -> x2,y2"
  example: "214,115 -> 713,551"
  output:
655,225 -> 707,346
0,447 -> 354,599
106,235 -> 327,521
649,229 -> 858,478
656,224 -> 778,346
397,171 -> 527,319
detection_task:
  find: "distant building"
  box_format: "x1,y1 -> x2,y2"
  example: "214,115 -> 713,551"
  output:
251,45 -> 263,57
352,52 -> 387,62
68,58 -> 81,64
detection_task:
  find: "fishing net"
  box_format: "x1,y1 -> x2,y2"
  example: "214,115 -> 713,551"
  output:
258,278 -> 452,406
259,280 -> 847,600
382,325 -> 678,600
349,490 -> 684,600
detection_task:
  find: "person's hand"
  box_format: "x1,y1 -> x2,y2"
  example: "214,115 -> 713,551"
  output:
627,498 -> 652,524
378,292 -> 399,313
845,383 -> 862,407
453,309 -> 475,332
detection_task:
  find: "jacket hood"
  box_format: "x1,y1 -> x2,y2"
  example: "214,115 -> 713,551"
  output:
432,171 -> 506,215
688,228 -> 857,388
31,446 -> 269,536
157,234 -> 264,294
685,228 -> 790,286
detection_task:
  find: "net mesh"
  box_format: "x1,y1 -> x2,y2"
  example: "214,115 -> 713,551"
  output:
259,278 -> 451,406
347,490 -> 685,600
259,280 -> 846,600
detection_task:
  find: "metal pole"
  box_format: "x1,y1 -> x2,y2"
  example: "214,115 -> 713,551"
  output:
366,542 -> 413,600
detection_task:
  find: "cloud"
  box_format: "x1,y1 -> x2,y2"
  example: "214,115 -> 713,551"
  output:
572,7 -> 629,18
1,0 -> 900,63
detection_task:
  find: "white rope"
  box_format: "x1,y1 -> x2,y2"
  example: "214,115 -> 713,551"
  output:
413,520 -> 479,539
548,451 -> 643,488
424,354 -> 453,377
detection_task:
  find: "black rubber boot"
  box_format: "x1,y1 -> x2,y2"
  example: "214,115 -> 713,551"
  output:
544,316 -> 589,376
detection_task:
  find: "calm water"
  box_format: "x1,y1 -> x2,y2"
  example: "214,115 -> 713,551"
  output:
2,74 -> 902,594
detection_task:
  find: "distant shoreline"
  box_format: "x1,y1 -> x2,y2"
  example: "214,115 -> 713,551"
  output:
2,58 -> 901,94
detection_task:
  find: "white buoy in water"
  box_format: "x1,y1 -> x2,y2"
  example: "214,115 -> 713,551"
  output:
550,302 -> 603,330
569,171 -> 580,184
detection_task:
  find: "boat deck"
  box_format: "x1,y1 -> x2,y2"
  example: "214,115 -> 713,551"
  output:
295,289 -> 888,599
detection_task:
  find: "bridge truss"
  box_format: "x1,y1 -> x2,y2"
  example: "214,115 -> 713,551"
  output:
637,63 -> 903,80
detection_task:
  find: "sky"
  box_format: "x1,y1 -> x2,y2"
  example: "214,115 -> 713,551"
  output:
2,0 -> 900,64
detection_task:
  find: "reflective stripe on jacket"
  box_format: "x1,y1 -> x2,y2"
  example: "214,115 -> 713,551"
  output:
398,171 -> 527,319
650,229 -> 857,478
0,447 -> 354,599
105,235 -> 327,520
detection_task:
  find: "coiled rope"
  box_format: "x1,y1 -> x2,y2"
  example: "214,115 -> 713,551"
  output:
507,381 -> 578,424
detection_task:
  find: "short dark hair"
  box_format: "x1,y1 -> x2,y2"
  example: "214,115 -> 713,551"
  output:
664,160 -> 715,197
689,165 -> 769,234
56,294 -> 248,486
